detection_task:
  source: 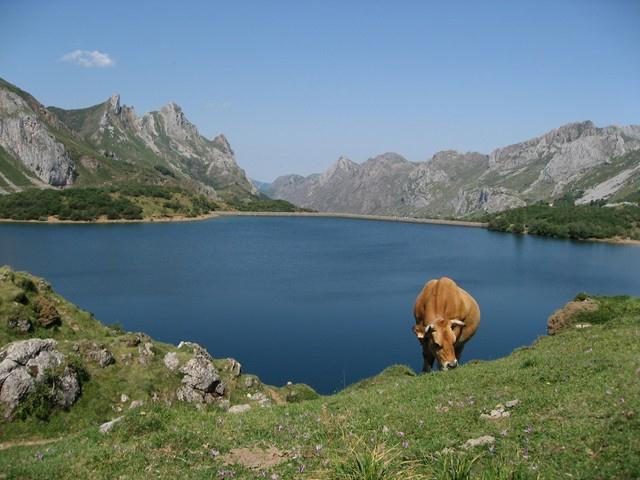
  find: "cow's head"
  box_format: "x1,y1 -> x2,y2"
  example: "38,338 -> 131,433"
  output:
413,318 -> 465,370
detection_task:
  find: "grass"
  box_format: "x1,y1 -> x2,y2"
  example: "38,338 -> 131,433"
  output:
1,268 -> 639,478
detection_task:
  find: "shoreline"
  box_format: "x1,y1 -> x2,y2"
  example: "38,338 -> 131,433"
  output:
1,211 -> 638,245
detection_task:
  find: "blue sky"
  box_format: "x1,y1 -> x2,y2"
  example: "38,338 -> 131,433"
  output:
1,1 -> 639,180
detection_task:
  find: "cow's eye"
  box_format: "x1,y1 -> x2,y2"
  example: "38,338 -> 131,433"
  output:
432,341 -> 441,349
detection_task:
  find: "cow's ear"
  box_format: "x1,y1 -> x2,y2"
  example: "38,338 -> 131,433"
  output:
451,319 -> 465,327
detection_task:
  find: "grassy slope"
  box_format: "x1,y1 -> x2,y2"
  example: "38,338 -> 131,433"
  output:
0,269 -> 638,478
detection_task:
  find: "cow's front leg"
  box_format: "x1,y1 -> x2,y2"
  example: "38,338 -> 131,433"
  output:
421,342 -> 435,373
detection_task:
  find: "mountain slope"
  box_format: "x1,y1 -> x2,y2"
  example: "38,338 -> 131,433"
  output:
0,78 -> 257,201
49,95 -> 257,199
270,121 -> 640,217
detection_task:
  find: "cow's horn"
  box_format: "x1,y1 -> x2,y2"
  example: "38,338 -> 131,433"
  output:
451,319 -> 465,327
424,324 -> 433,334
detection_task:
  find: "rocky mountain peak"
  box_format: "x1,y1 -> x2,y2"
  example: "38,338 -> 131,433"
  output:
107,94 -> 121,114
212,134 -> 233,154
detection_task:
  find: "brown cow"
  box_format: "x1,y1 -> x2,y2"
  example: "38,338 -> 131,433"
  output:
412,277 -> 480,372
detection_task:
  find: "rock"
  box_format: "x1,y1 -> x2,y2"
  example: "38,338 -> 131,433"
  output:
120,394 -> 129,403
54,367 -> 81,408
247,392 -> 271,407
505,399 -> 520,409
224,358 -> 242,377
180,357 -> 220,392
547,299 -> 599,335
35,297 -> 61,327
123,334 -> 142,347
7,314 -> 32,333
96,349 -> 115,367
228,404 -> 251,414
163,352 -> 179,371
177,341 -> 212,361
0,369 -> 34,415
99,416 -> 123,434
480,409 -> 511,420
176,356 -> 225,404
0,339 -> 80,418
129,400 -> 144,409
241,375 -> 260,389
463,435 -> 495,449
138,342 -> 155,364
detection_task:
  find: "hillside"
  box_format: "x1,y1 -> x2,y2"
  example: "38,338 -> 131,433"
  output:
269,122 -> 640,217
0,77 -> 257,202
1,268 -> 638,478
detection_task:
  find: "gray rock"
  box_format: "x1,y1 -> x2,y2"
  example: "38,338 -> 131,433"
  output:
163,352 -> 180,371
129,400 -> 144,409
0,368 -> 34,415
180,357 -> 220,392
177,341 -> 212,361
99,416 -> 123,434
97,349 -> 115,368
7,315 -> 32,333
463,435 -> 495,449
247,392 -> 271,407
138,342 -> 155,364
228,404 -> 251,414
0,338 -> 80,418
225,358 -> 242,377
120,394 -> 129,403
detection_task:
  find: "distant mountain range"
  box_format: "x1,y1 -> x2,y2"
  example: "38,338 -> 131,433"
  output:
2,77 -> 639,217
268,122 -> 640,217
0,78 -> 257,200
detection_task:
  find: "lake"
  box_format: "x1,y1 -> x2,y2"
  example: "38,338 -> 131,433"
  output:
1,216 -> 639,394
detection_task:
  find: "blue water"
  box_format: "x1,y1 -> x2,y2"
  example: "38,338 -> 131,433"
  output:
1,216 -> 639,394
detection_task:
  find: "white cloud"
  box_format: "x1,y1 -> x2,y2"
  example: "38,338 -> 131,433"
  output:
60,50 -> 115,68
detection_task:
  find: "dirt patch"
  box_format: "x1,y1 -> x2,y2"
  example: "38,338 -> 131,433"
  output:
547,299 -> 599,335
222,446 -> 291,469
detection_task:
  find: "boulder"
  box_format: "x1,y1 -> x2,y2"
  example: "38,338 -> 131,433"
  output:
180,357 -> 220,392
163,352 -> 180,371
177,341 -> 213,360
7,314 -> 32,333
0,339 -> 80,418
138,342 -> 155,364
176,356 -> 225,405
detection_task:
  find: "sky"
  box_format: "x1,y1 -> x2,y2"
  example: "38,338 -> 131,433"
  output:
1,1 -> 639,181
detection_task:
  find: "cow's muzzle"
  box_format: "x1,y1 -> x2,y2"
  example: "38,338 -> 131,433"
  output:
443,359 -> 458,370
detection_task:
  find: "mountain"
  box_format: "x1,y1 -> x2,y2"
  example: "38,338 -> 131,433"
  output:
0,78 -> 257,200
269,121 -> 640,217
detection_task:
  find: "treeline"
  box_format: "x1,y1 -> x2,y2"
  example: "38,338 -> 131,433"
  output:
485,203 -> 640,240
0,188 -> 143,221
230,198 -> 310,212
0,186 -> 220,221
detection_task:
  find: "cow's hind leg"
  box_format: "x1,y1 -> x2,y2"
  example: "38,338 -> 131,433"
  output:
421,343 -> 435,373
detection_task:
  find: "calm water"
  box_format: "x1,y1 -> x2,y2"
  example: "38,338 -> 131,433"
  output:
1,217 -> 639,393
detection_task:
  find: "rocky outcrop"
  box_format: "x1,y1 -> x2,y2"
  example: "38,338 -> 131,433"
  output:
269,122 -> 640,217
547,298 -> 599,335
0,339 -> 80,418
0,89 -> 75,186
176,356 -> 225,404
49,90 -> 257,199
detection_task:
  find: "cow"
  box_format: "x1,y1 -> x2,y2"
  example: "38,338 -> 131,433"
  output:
412,277 -> 480,372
